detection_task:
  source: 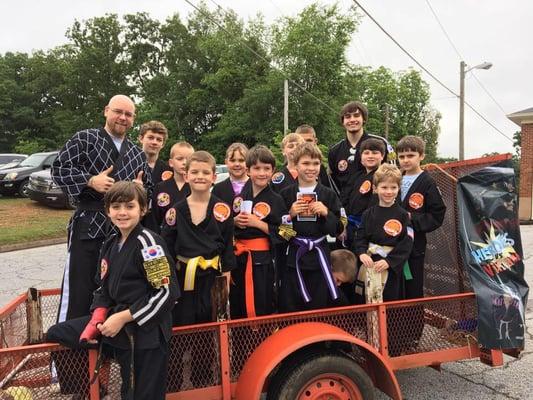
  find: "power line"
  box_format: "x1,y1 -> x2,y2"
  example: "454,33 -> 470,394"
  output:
424,0 -> 508,116
183,0 -> 338,115
351,0 -> 513,142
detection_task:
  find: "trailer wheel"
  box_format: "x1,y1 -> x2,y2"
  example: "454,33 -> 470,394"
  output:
268,353 -> 374,400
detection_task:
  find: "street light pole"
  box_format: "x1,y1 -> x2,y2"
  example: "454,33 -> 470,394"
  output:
459,61 -> 466,161
458,61 -> 493,160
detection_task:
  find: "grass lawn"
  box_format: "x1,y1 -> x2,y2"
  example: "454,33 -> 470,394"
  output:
0,197 -> 73,246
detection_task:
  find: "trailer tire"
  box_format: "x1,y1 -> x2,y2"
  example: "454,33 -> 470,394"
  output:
268,352 -> 374,400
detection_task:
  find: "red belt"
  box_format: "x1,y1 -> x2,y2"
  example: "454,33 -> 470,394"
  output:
234,238 -> 270,317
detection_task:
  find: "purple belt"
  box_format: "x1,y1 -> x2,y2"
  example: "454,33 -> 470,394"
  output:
292,236 -> 338,303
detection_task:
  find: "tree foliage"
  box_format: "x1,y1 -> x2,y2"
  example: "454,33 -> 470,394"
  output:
0,3 -> 441,162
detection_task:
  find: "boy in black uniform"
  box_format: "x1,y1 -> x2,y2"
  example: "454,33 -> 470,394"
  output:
353,163 -> 413,303
161,151 -> 235,389
138,120 -> 172,185
212,142 -> 249,210
47,181 -> 179,400
344,138 -> 385,246
397,136 -> 446,347
271,132 -> 305,193
151,142 -> 194,233
397,136 -> 446,299
278,143 -> 343,312
353,164 -> 413,355
328,101 -> 394,206
231,145 -> 286,318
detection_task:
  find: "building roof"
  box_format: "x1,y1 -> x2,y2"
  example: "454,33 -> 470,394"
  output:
507,107 -> 533,126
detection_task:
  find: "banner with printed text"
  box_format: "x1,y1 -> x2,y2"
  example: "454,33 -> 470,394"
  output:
457,160 -> 528,349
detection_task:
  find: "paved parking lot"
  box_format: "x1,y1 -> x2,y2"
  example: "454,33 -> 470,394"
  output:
1,226 -> 532,399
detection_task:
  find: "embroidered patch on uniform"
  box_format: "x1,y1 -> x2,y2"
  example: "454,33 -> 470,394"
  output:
408,193 -> 424,210
141,245 -> 171,289
407,226 -> 414,239
213,202 -> 231,222
272,172 -> 285,184
165,208 -> 176,226
100,258 -> 108,279
233,196 -> 243,213
253,202 -> 271,219
161,170 -> 173,181
281,214 -> 292,225
383,219 -> 402,237
338,159 -> 348,172
359,180 -> 372,194
157,192 -> 171,207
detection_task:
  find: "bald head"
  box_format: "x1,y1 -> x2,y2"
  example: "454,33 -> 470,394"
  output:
104,95 -> 136,138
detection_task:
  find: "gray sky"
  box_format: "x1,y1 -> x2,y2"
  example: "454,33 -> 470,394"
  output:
1,0 -> 531,159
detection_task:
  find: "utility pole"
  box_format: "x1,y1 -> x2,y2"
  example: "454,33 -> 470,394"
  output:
459,61 -> 465,161
384,103 -> 390,140
284,80 -> 289,134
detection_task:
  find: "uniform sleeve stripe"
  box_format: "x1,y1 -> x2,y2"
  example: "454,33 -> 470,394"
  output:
142,230 -> 157,246
132,286 -> 170,326
137,235 -> 149,248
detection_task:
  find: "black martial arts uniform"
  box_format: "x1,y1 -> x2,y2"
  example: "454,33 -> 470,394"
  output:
47,227 -> 179,400
278,183 -> 343,312
328,133 -> 392,206
161,195 -> 235,389
150,179 -> 190,234
52,127 -> 152,322
353,204 -> 413,302
231,183 -> 285,318
398,171 -> 446,299
142,159 -> 173,231
150,159 -> 173,186
212,177 -> 250,215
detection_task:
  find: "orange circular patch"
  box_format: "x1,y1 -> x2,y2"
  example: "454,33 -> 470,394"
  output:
213,202 -> 231,222
165,208 -> 176,226
161,170 -> 173,181
359,180 -> 372,194
253,202 -> 271,220
383,219 -> 402,237
100,259 -> 108,279
338,159 -> 348,172
408,193 -> 424,210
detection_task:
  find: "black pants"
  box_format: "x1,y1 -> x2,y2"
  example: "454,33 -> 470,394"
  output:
403,254 -> 426,345
230,253 -> 275,319
47,316 -> 169,400
169,271 -> 216,391
57,218 -> 104,322
278,266 -> 331,312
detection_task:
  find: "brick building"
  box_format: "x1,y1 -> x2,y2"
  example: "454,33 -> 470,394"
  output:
507,107 -> 533,221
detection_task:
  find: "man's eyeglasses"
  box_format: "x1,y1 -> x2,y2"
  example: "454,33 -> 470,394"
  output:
347,147 -> 356,163
110,108 -> 135,118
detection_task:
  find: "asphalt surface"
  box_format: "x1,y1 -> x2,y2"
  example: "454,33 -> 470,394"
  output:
1,226 -> 532,399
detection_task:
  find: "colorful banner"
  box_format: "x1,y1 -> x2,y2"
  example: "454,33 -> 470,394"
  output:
457,160 -> 529,349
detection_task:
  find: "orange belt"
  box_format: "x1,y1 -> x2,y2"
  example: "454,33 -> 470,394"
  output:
234,238 -> 270,318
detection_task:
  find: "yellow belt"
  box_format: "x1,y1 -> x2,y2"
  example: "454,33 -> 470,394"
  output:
177,255 -> 220,291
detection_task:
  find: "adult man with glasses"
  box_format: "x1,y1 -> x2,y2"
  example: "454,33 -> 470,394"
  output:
328,101 -> 394,207
52,94 -> 153,323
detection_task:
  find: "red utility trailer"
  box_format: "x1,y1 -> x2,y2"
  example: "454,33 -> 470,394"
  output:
0,154 -> 516,400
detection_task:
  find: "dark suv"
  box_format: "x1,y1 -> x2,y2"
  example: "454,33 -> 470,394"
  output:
28,169 -> 75,209
0,151 -> 58,197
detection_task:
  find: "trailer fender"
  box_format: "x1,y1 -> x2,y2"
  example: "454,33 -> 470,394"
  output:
234,322 -> 401,400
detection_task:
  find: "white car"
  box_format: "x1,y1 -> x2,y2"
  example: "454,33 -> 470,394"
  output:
215,164 -> 230,184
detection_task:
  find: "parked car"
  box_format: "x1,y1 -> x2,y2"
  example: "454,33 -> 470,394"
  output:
27,169 -> 75,209
0,151 -> 58,197
0,153 -> 27,169
215,164 -> 230,184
